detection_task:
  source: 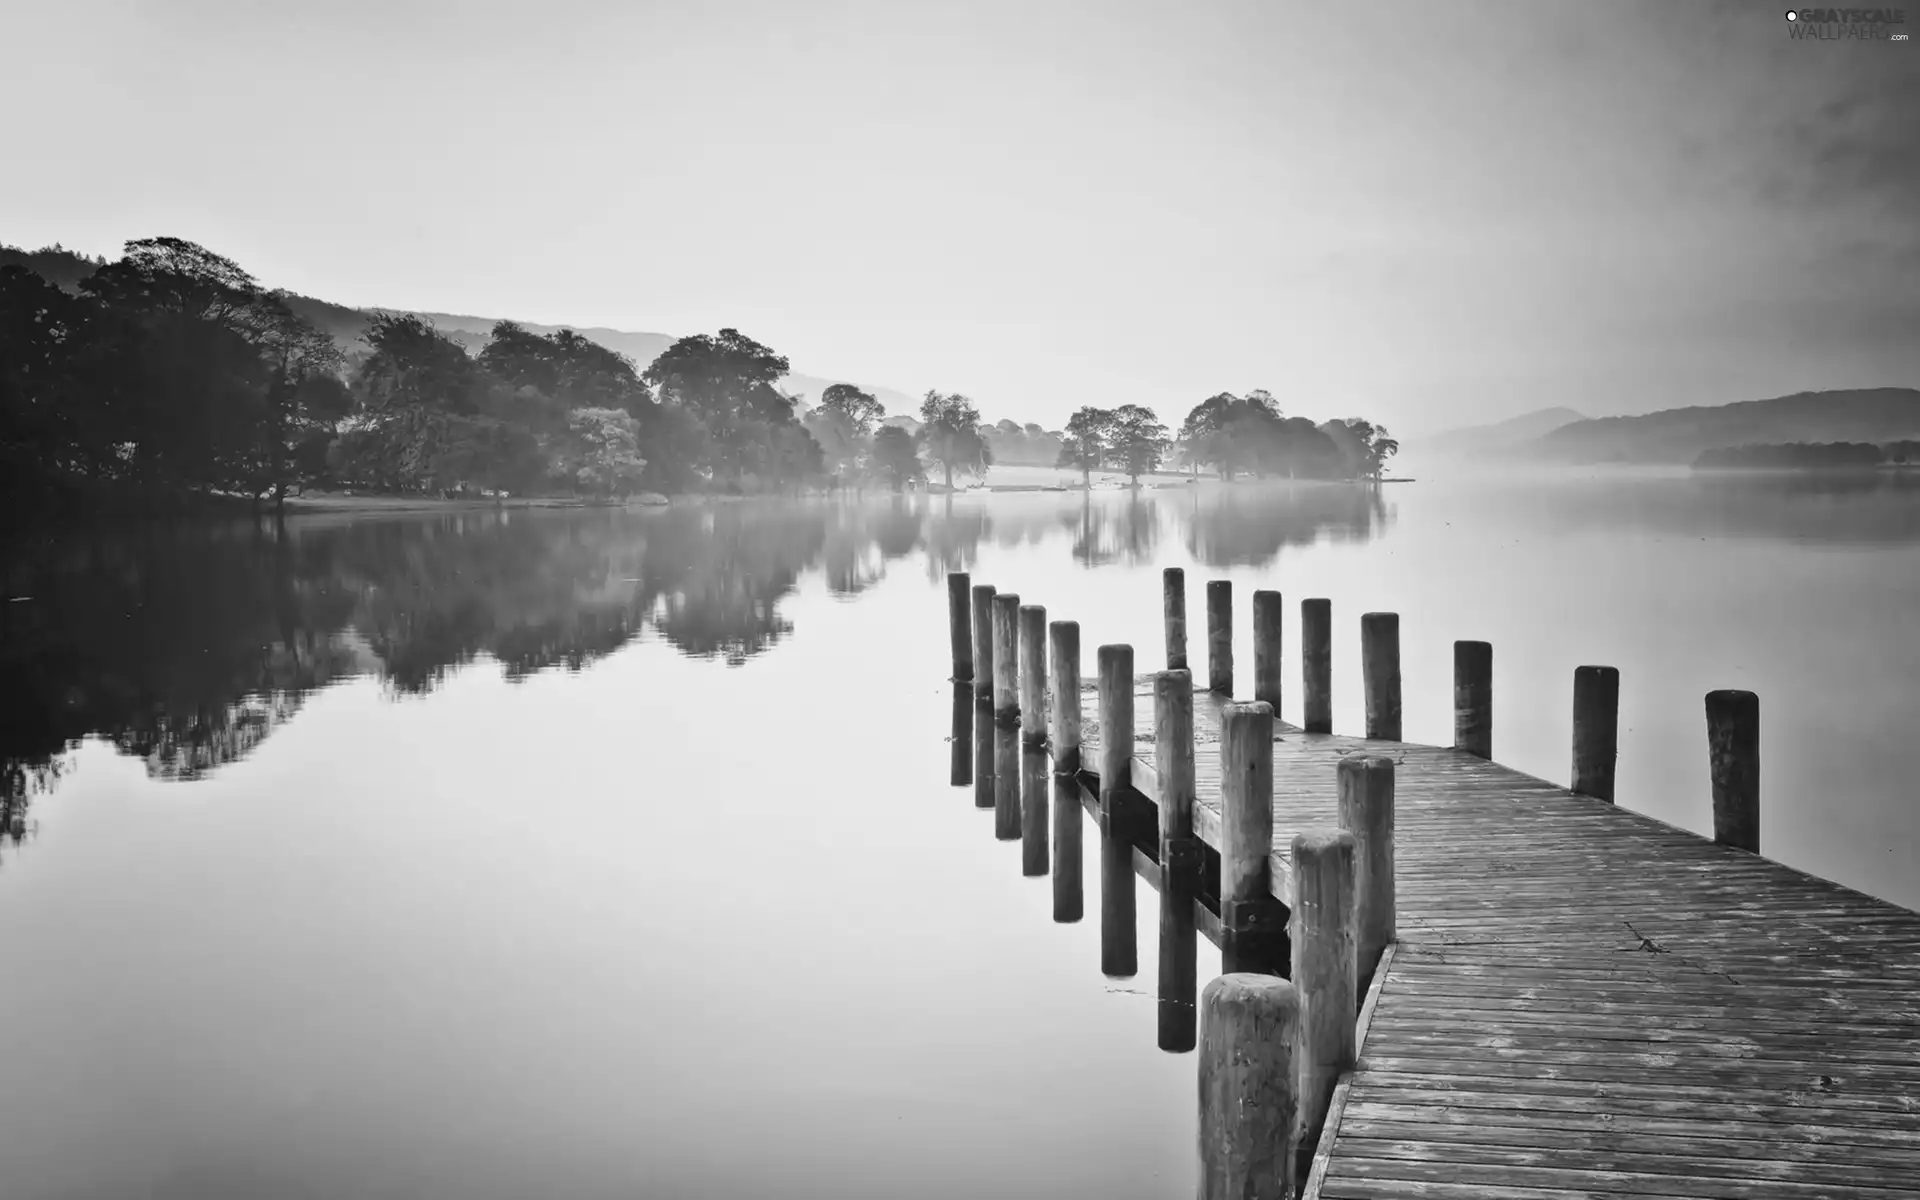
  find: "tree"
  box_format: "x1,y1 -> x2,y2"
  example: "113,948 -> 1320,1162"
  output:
342,313 -> 487,491
643,328 -> 796,486
1105,404 -> 1170,486
871,425 -> 925,492
918,390 -> 992,490
1056,406 -> 1112,488
561,407 -> 648,497
818,383 -> 884,437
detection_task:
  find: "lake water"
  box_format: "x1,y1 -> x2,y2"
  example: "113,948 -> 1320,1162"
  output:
3,468 -> 1917,1200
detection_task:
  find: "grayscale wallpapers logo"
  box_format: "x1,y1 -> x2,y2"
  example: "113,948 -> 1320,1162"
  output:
1784,7 -> 1910,38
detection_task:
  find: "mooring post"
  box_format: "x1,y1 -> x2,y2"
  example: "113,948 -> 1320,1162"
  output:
1050,620 -> 1081,773
1572,665 -> 1620,801
1052,772 -> 1084,923
1207,580 -> 1233,694
1291,828 -> 1358,1160
1361,612 -> 1401,741
948,571 -> 973,682
993,721 -> 1020,841
992,592 -> 1021,724
1018,604 -> 1048,747
1706,689 -> 1759,854
1453,639 -> 1492,759
950,681 -> 972,788
1021,748 -> 1049,876
1155,668 -> 1199,882
1220,701 -> 1282,968
1253,589 -> 1283,715
1199,974 -> 1298,1200
1097,644 -> 1134,812
970,583 -> 996,700
1165,566 -> 1188,671
1336,755 -> 1396,991
1302,597 -> 1332,734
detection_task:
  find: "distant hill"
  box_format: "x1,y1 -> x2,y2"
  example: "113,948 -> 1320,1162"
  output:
1527,389 -> 1920,465
4,242 -> 920,416
1417,407 -> 1587,458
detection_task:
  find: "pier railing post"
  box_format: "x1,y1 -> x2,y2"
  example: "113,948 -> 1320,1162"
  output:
1019,604 -> 1047,747
1302,598 -> 1332,734
1361,612 -> 1401,741
1453,639 -> 1492,759
1572,665 -> 1620,801
1253,589 -> 1283,715
1291,828 -> 1358,1163
1049,620 -> 1082,772
970,584 -> 996,700
1097,644 -> 1134,811
1199,974 -> 1298,1200
992,592 -> 1021,724
1706,689 -> 1759,854
1208,580 -> 1233,695
1336,754 -> 1396,991
1220,701 -> 1283,968
948,571 -> 973,682
1155,668 -> 1198,881
1165,566 -> 1188,671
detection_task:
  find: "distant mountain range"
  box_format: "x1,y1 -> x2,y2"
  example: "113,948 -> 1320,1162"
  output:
1418,389 -> 1920,466
2,242 -> 923,417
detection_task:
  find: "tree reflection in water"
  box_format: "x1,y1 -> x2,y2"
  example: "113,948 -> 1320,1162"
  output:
0,482 -> 1394,809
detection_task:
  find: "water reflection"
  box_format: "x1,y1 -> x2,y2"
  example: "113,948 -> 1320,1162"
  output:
1157,879 -> 1198,1053
1100,824 -> 1138,977
1052,774 -> 1084,923
949,682 -> 972,787
993,722 -> 1021,841
1021,749 -> 1050,876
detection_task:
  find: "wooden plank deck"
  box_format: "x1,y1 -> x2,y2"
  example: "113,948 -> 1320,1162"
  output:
1074,679 -> 1920,1197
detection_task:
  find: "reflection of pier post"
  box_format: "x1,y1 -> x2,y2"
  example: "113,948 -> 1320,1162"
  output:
950,680 -> 972,787
1100,819 -> 1137,977
1052,772 -> 1084,923
994,720 -> 1020,840
1157,871 -> 1197,1052
1021,748 -> 1049,876
972,696 -> 994,810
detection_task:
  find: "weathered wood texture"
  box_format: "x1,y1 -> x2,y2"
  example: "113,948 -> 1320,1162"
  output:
1292,828 -> 1358,1161
1452,639 -> 1491,759
1049,620 -> 1081,773
1200,974 -> 1300,1200
969,583 -> 996,699
1360,612 -> 1400,740
1571,664 -> 1620,801
948,572 -> 973,680
1707,688 -> 1760,854
1155,669 -> 1198,876
1164,566 -> 1188,671
1301,598 -> 1332,734
1018,604 -> 1047,746
1207,579 -> 1233,694
1097,644 -> 1134,809
1065,677 -> 1920,1198
1253,589 -> 1284,714
992,592 -> 1021,722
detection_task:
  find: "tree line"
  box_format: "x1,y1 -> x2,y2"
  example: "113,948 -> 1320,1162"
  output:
2,237 -> 1399,512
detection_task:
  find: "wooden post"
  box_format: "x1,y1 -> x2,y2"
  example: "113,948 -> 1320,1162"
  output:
1220,701 -> 1281,967
1052,772 -> 1083,923
1361,612 -> 1401,741
1021,748 -> 1049,876
1253,589 -> 1283,715
1157,876 -> 1197,1054
1453,639 -> 1492,759
1100,824 -> 1138,977
1707,689 -> 1759,854
1164,566 -> 1188,670
970,584 -> 996,700
1155,668 -> 1198,880
1018,604 -> 1047,747
993,721 -> 1020,841
1207,580 -> 1233,694
1572,665 -> 1620,802
1199,974 -> 1298,1200
992,592 -> 1021,723
948,571 -> 973,682
1291,828 -> 1357,1159
950,681 -> 972,788
1336,754 -> 1396,990
1097,644 -> 1134,810
972,697 -> 993,810
1049,620 -> 1081,773
1301,598 -> 1332,734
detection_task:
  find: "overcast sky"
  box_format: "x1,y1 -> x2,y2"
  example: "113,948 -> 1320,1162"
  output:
4,0 -> 1914,435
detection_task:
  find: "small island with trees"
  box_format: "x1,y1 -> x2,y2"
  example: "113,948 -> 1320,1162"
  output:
2,237 -> 1400,516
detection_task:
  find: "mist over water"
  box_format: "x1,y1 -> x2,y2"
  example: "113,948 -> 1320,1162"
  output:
2,469 -> 1916,1199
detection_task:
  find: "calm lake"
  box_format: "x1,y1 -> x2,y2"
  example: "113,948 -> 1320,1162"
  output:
3,468 -> 1917,1200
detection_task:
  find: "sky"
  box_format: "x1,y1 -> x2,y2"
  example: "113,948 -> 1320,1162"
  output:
3,0 -> 1915,436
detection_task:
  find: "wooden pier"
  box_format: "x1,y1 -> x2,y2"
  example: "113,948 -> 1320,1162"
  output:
944,570 -> 1920,1198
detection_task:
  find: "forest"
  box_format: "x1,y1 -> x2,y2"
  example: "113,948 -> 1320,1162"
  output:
1,238 -> 1398,513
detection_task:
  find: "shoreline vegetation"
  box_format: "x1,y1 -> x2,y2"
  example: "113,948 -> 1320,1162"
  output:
3,238 -> 1400,522
1691,440 -> 1920,472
